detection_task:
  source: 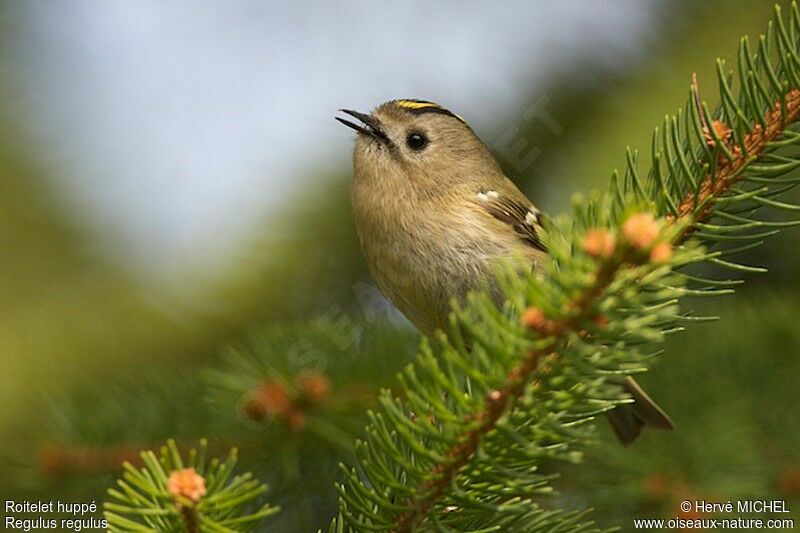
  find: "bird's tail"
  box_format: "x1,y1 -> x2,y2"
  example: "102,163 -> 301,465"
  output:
606,376 -> 674,447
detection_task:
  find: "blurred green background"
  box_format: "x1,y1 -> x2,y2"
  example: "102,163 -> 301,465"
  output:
0,1 -> 797,531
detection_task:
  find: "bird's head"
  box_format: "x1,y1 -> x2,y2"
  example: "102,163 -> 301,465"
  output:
337,99 -> 502,193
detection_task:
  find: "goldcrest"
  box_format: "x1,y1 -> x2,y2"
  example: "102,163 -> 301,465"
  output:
338,99 -> 673,445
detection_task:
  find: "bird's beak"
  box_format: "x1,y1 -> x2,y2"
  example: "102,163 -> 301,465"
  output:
336,109 -> 390,145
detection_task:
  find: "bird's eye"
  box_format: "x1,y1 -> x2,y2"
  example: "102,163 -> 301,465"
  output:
406,132 -> 428,151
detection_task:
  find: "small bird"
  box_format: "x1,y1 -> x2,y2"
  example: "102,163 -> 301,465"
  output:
337,99 -> 673,445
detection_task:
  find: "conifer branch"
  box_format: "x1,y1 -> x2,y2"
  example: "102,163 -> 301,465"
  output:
333,4 -> 800,531
674,88 -> 800,224
390,83 -> 800,530
104,439 -> 279,532
392,258 -> 625,531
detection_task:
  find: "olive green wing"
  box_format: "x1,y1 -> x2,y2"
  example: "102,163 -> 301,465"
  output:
475,189 -> 546,252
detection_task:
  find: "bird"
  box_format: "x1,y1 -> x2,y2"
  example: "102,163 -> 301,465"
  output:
337,98 -> 673,446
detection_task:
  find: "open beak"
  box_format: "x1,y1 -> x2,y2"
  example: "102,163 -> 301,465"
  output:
336,109 -> 390,145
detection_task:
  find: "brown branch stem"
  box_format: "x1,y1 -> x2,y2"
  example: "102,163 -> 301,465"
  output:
180,505 -> 200,533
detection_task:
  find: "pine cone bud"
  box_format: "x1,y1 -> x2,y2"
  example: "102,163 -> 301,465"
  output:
583,229 -> 616,258
168,467 -> 207,503
622,212 -> 661,250
649,242 -> 673,263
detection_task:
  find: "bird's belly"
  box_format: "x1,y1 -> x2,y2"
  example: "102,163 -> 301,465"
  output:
363,235 -> 509,336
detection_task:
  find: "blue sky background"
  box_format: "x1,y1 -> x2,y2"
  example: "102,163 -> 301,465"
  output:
5,1 -> 657,283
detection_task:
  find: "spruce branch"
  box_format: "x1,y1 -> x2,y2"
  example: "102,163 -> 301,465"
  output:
672,84 -> 800,227
332,4 -> 800,531
205,322 -> 416,451
390,215 -> 678,532
104,439 -> 279,532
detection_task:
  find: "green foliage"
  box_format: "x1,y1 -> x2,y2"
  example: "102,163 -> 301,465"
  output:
104,439 -> 279,532
36,321 -> 413,530
205,321 -> 416,451
331,3 -> 800,531
560,295 -> 800,527
202,322 -> 417,529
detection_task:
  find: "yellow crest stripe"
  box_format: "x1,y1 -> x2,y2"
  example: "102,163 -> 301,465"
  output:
395,99 -> 441,110
393,99 -> 466,123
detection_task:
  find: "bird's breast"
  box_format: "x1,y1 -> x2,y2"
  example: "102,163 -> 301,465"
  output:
352,190 -> 523,334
